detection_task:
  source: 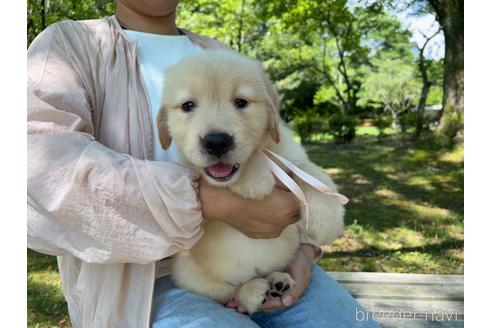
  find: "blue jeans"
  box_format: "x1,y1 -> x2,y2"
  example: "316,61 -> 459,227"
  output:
151,265 -> 381,327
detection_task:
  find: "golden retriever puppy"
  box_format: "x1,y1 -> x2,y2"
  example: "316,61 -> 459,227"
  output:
157,49 -> 345,314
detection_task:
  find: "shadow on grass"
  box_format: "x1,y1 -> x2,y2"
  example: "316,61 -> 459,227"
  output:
307,135 -> 463,273
328,238 -> 463,258
27,248 -> 58,271
27,279 -> 67,316
308,136 -> 463,226
28,281 -> 70,327
27,250 -> 71,327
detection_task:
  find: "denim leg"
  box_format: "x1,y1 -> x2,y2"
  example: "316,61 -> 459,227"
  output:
252,265 -> 381,328
151,276 -> 260,328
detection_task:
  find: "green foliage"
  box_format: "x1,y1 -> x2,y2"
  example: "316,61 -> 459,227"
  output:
26,0 -> 448,144
359,57 -> 419,109
373,114 -> 393,140
358,54 -> 421,131
423,58 -> 444,87
258,0 -> 380,115
292,111 -> 327,144
327,112 -> 356,144
280,79 -> 322,122
439,104 -> 463,146
28,0 -> 115,46
399,111 -> 419,134
28,249 -> 70,327
286,80 -> 337,144
426,85 -> 443,105
178,0 -> 265,54
312,136 -> 463,274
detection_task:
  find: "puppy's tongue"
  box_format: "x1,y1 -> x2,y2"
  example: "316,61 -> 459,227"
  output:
207,163 -> 234,178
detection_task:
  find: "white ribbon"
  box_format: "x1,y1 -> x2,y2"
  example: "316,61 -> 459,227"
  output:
262,149 -> 349,229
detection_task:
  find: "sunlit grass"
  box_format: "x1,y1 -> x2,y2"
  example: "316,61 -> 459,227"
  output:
312,134 -> 463,274
27,249 -> 70,328
356,126 -> 396,136
293,125 -> 397,143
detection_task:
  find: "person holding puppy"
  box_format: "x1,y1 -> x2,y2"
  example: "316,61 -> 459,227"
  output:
27,0 -> 380,327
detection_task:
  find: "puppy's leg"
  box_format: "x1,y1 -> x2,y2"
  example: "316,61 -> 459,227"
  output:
235,278 -> 270,314
266,271 -> 295,298
294,162 -> 345,245
182,275 -> 237,305
172,254 -> 237,304
267,124 -> 345,245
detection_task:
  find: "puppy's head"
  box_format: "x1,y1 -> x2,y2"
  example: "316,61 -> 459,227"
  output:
157,50 -> 280,186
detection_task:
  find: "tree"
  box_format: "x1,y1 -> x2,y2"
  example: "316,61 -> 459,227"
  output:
270,0 -> 375,115
27,0 -> 450,144
428,0 -> 464,141
415,28 -> 441,137
358,56 -> 421,132
357,7 -> 421,132
178,0 -> 265,55
28,0 -> 115,46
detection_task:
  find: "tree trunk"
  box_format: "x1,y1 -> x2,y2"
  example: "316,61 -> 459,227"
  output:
416,82 -> 431,137
415,29 -> 441,138
389,106 -> 401,132
96,0 -> 107,12
41,0 -> 46,30
236,0 -> 245,53
416,29 -> 440,138
429,0 -> 464,141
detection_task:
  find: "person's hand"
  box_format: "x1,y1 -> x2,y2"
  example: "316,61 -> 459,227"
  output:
199,178 -> 300,239
258,244 -> 316,312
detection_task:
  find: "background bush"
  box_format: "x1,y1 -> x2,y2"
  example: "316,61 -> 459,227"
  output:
327,112 -> 357,144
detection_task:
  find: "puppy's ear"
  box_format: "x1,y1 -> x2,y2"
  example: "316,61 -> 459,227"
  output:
263,75 -> 281,143
156,105 -> 172,150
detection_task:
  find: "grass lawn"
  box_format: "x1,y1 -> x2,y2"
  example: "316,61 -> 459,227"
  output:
27,133 -> 464,327
295,125 -> 397,143
27,249 -> 70,328
313,135 -> 464,274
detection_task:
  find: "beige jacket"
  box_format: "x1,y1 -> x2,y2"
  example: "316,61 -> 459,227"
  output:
27,15 -> 228,328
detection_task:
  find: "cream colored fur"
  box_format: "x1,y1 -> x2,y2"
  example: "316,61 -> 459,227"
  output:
157,50 -> 345,314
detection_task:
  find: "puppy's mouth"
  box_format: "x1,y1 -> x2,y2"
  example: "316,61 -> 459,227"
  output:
204,163 -> 240,181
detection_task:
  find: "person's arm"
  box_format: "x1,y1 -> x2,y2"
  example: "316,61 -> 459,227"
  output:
27,23 -> 205,264
199,179 -> 300,239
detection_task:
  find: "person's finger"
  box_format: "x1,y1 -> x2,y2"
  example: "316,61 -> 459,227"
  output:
281,293 -> 296,307
282,271 -> 311,307
258,298 -> 284,312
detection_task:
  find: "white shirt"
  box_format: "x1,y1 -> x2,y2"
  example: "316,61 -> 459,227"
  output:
124,29 -> 202,162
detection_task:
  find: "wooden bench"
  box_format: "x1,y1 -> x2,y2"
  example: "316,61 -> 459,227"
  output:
329,272 -> 464,328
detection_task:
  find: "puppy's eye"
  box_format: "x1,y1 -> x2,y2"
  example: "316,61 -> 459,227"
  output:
233,98 -> 248,109
181,101 -> 195,112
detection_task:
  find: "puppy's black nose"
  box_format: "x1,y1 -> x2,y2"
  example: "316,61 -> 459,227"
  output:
201,133 -> 234,157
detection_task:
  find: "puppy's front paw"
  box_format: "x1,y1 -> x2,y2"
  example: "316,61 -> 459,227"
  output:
266,271 -> 295,298
235,278 -> 270,314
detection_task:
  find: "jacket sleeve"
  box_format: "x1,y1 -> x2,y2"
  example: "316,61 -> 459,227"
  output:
27,23 -> 204,264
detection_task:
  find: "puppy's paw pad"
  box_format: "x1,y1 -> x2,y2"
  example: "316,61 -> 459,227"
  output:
235,278 -> 270,314
266,272 -> 295,297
